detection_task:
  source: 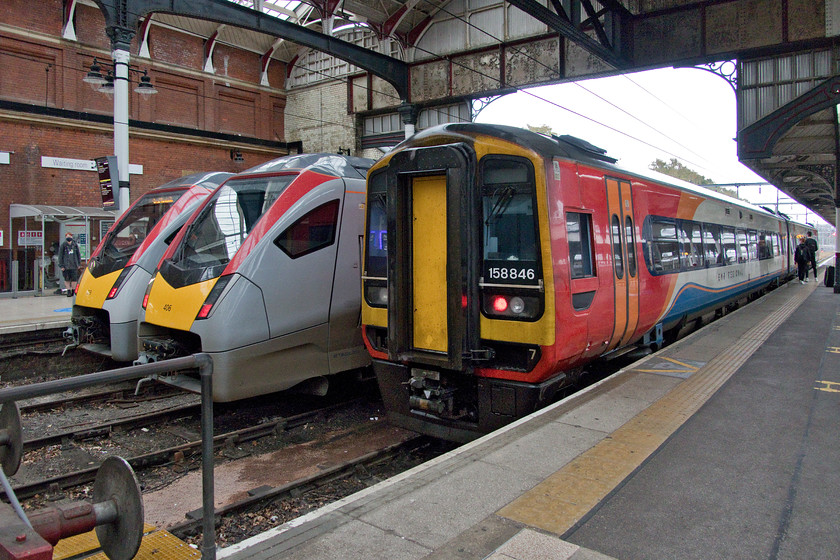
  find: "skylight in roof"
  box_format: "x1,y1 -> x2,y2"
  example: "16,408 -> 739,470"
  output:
225,0 -> 311,23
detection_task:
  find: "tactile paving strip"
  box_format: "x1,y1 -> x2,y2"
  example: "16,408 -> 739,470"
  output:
498,287 -> 811,536
53,524 -> 200,560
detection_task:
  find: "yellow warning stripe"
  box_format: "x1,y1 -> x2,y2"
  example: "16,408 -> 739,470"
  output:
53,524 -> 199,560
498,286 -> 811,536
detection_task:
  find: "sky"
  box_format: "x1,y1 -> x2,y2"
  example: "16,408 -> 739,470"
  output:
474,66 -> 831,228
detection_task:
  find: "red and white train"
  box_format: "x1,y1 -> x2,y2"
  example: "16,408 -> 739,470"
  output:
361,123 -> 810,442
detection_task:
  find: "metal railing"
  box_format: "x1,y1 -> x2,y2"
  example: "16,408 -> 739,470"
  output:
0,354 -> 218,560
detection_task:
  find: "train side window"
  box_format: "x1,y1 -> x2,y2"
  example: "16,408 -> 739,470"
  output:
748,231 -> 759,261
567,212 -> 594,279
703,223 -> 722,266
678,220 -> 703,269
647,217 -> 679,274
758,233 -> 772,260
611,214 -> 623,279
274,200 -> 340,259
736,230 -> 748,262
721,227 -> 736,265
624,215 -> 636,277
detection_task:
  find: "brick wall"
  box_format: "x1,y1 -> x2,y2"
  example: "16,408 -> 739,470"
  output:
285,81 -> 356,154
0,1 -> 289,271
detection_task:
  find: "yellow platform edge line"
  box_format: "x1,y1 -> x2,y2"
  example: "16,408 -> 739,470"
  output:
498,285 -> 809,536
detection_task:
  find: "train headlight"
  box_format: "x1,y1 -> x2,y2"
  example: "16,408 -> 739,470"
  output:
106,266 -> 136,300
142,276 -> 155,309
365,285 -> 388,307
196,274 -> 233,320
482,293 -> 542,320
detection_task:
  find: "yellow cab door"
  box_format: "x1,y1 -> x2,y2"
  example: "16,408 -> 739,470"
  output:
605,178 -> 640,351
411,175 -> 449,353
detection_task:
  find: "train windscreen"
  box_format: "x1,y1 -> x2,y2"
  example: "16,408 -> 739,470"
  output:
88,189 -> 188,278
160,174 -> 296,287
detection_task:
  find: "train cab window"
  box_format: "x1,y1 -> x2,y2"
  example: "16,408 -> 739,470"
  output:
567,212 -> 594,279
364,171 -> 388,308
624,216 -> 636,277
721,227 -> 736,265
480,157 -> 540,285
646,217 -> 680,274
274,200 -> 340,259
678,221 -> 704,270
703,223 -> 722,266
611,214 -> 623,279
736,230 -> 749,262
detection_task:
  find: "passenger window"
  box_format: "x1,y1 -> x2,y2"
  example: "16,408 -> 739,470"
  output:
758,233 -> 771,260
736,230 -> 748,262
274,200 -> 340,258
748,231 -> 759,261
648,218 -> 680,273
678,221 -> 703,269
624,215 -> 636,278
611,214 -> 623,279
567,212 -> 594,279
721,227 -> 736,265
703,224 -> 722,266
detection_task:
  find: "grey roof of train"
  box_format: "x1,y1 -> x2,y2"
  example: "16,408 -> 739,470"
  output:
240,153 -> 375,179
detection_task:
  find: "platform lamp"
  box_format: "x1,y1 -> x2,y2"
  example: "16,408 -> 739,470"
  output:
83,57 -> 157,212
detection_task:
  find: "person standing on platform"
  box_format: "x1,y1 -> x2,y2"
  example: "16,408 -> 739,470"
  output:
795,236 -> 810,284
805,231 -> 818,280
58,232 -> 81,297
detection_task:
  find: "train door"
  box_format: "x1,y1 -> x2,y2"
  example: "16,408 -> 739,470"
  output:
383,144 -> 477,371
605,178 -> 639,351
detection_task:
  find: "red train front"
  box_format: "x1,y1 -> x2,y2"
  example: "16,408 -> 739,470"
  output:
362,123 -> 799,442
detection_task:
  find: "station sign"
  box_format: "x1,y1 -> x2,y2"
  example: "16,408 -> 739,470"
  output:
18,230 -> 43,246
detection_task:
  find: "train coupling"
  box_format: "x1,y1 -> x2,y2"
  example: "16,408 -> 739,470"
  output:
407,368 -> 457,418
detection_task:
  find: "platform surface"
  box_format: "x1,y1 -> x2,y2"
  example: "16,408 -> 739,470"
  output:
217,272 -> 839,560
0,293 -> 72,335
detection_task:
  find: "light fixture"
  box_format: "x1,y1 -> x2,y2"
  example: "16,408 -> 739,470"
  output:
82,58 -> 107,90
98,72 -> 115,96
134,71 -> 158,96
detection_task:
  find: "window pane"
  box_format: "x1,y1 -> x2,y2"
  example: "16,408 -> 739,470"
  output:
275,200 -> 340,258
625,216 -> 636,277
567,212 -> 594,279
650,218 -> 680,273
703,223 -> 722,265
722,227 -> 736,265
612,214 -> 623,279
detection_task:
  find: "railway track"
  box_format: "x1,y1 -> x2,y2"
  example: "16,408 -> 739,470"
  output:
168,434 -> 447,546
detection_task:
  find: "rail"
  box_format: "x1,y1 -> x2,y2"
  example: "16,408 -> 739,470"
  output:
0,354 -> 218,560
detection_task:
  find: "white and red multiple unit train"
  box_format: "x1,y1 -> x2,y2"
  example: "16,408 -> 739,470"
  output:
70,172 -> 231,361
360,123 -> 810,442
135,154 -> 374,401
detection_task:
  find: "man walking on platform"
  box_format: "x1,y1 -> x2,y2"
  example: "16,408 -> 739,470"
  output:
805,231 -> 818,280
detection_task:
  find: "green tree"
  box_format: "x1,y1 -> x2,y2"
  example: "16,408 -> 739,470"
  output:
649,158 -> 740,199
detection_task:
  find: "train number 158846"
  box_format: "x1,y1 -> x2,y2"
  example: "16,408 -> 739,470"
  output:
487,267 -> 536,281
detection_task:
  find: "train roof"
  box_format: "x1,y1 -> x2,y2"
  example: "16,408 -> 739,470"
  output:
240,153 -> 375,180
153,171 -> 233,190
405,123 -> 802,225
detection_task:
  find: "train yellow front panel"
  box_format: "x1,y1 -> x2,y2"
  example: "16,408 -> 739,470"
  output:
144,275 -> 217,331
412,175 -> 448,353
75,269 -> 121,309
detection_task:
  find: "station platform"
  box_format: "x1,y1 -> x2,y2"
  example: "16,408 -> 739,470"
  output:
0,293 -> 72,335
217,272 -> 840,560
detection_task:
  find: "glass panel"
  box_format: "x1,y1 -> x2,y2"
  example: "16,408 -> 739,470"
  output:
625,215 -> 636,278
275,200 -> 340,258
736,230 -> 749,262
365,173 -> 388,279
567,212 -> 594,279
612,214 -> 623,279
650,219 -> 680,273
721,227 -> 736,265
90,188 -> 187,277
679,221 -> 703,269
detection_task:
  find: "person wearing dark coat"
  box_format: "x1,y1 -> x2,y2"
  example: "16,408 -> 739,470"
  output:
805,231 -> 818,280
794,237 -> 810,285
58,232 -> 81,296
